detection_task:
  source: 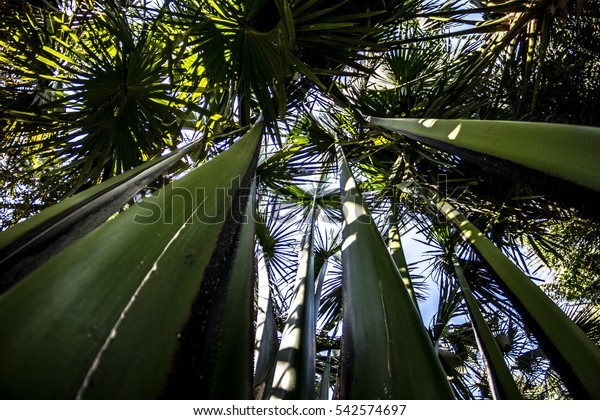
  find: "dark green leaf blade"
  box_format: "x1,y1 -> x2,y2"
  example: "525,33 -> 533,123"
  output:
0,122 -> 263,398
337,144 -> 453,399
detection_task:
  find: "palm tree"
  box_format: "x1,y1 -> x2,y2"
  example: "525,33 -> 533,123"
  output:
1,0 -> 599,399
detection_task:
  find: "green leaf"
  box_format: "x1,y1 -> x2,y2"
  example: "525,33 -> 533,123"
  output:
42,45 -> 80,67
369,117 -> 600,215
0,144 -> 195,293
336,144 -> 454,399
370,117 -> 600,192
0,121 -> 263,398
437,199 -> 600,399
281,0 -> 296,43
207,180 -> 257,399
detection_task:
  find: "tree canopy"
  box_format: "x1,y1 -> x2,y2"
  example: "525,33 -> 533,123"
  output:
1,0 -> 599,400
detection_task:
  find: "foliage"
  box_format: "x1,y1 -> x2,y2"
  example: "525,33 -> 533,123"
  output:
1,0 -> 600,400
542,218 -> 600,304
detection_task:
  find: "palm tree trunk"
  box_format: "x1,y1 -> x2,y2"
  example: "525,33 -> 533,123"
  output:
389,199 -> 420,314
437,199 -> 600,399
314,258 -> 329,322
253,246 -> 279,399
318,350 -> 333,400
269,197 -> 317,400
453,257 -> 522,399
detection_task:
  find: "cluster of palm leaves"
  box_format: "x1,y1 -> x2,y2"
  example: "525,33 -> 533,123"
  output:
1,0 -> 599,399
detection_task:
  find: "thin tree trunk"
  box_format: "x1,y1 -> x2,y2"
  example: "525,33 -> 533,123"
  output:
269,198 -> 317,400
453,257 -> 522,400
